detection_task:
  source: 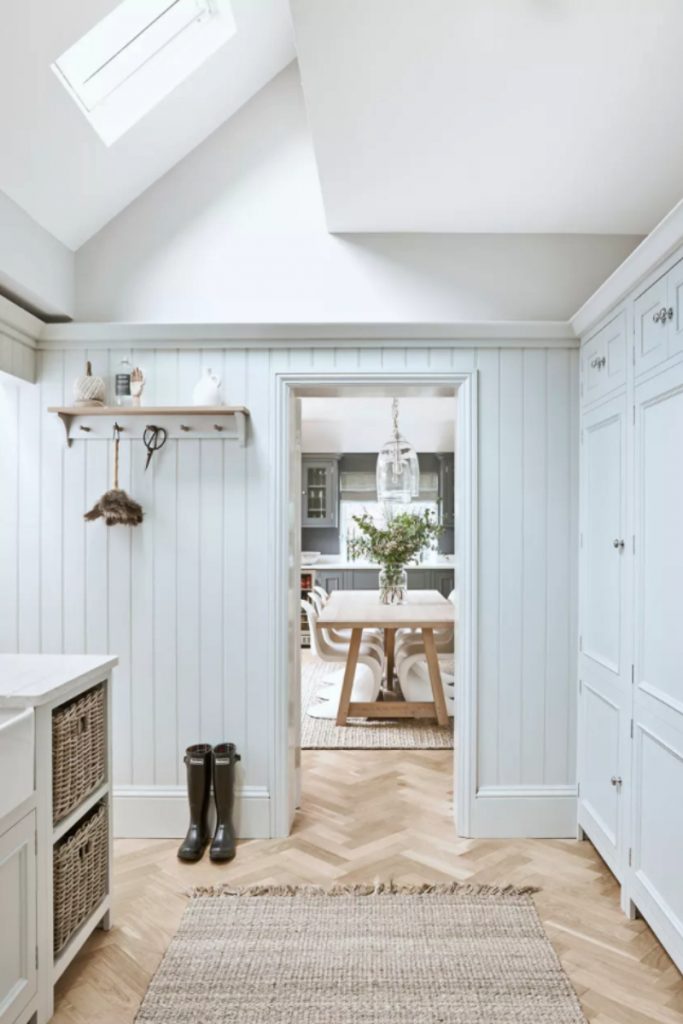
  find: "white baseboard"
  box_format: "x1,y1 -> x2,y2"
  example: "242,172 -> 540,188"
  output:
113,785 -> 271,839
471,785 -> 578,838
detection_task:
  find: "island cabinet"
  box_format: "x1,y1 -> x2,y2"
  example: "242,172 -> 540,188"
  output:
316,567 -> 454,597
0,655 -> 117,1024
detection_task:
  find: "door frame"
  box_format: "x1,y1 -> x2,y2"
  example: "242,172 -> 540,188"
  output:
271,370 -> 479,838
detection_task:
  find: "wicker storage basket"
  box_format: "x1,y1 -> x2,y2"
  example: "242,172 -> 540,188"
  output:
53,802 -> 108,954
52,684 -> 105,824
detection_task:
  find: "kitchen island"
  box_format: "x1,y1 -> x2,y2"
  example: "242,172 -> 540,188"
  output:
302,556 -> 455,599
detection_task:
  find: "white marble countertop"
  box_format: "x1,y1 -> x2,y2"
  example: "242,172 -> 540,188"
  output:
301,555 -> 456,571
0,654 -> 118,707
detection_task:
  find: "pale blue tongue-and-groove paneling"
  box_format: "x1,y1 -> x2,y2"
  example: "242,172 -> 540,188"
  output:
0,343 -> 578,835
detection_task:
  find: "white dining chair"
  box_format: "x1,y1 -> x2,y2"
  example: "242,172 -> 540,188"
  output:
394,589 -> 456,658
300,601 -> 383,718
306,591 -> 384,654
396,641 -> 455,716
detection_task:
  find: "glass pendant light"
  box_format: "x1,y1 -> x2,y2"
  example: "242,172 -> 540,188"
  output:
376,398 -> 420,504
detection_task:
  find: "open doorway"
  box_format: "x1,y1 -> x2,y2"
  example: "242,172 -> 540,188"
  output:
299,394 -> 457,756
272,372 -> 477,840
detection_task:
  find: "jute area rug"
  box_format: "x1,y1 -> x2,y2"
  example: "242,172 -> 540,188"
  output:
301,654 -> 454,750
135,883 -> 586,1023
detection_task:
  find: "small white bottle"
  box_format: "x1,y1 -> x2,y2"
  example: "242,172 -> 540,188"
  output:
115,358 -> 132,406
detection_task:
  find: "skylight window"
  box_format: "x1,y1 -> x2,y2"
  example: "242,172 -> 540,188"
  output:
52,0 -> 236,145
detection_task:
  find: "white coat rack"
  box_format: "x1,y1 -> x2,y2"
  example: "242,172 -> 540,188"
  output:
48,406 -> 249,447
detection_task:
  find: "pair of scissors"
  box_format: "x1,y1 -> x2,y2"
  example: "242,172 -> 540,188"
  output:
143,425 -> 168,471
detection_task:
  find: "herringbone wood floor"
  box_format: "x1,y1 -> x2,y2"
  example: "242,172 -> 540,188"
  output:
54,750 -> 683,1024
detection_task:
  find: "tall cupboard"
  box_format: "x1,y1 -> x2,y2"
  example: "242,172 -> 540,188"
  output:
579,253 -> 683,973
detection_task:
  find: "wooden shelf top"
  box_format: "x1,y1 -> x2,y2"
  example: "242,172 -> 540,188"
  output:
48,405 -> 249,416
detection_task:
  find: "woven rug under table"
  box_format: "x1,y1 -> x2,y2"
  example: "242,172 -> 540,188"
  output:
135,883 -> 586,1024
301,653 -> 454,750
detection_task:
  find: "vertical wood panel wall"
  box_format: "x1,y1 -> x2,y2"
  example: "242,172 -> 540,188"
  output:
0,343 -> 578,834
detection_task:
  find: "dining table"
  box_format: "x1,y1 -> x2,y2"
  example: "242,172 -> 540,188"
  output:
316,589 -> 454,727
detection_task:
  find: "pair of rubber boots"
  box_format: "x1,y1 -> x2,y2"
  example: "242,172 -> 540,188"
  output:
177,742 -> 240,863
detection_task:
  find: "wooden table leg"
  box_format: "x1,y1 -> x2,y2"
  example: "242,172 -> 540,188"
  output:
422,627 -> 449,727
385,628 -> 396,690
336,628 -> 363,726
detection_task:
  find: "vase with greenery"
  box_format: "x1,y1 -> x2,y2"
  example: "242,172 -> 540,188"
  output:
349,509 -> 443,604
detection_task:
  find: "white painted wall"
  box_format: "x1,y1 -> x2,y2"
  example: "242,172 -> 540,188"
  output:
0,191 -> 74,318
75,66 -> 640,323
0,338 -> 578,837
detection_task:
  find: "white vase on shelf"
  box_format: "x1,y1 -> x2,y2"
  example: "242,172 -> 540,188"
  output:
192,368 -> 224,406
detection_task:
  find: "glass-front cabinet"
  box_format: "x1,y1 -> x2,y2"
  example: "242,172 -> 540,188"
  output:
302,457 -> 339,528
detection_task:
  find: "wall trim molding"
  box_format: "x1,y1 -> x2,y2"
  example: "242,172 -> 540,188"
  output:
0,294 -> 41,383
113,785 -> 271,840
473,785 -> 578,838
572,198 -> 683,337
38,320 -> 578,349
272,369 -> 479,838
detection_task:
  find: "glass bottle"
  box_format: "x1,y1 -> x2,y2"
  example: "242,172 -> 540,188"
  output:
115,358 -> 131,406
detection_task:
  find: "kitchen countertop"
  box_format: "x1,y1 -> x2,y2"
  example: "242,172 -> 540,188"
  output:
301,556 -> 456,571
0,654 -> 118,707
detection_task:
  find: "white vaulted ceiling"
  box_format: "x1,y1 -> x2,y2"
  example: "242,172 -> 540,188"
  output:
290,0 -> 683,234
0,0 -> 295,249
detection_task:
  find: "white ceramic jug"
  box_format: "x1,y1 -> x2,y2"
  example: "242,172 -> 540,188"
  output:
192,368 -> 224,406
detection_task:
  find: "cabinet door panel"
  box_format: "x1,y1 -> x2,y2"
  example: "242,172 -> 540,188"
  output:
632,723 -> 683,930
579,683 -> 620,853
579,394 -> 628,878
352,570 -> 378,590
320,573 -> 344,594
634,274 -> 669,377
666,258 -> 683,361
301,459 -> 338,528
581,310 -> 627,407
582,408 -> 624,672
0,813 -> 36,1024
631,363 -> 683,973
637,375 -> 683,710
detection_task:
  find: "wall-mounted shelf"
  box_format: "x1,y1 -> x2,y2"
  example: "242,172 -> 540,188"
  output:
48,406 -> 249,447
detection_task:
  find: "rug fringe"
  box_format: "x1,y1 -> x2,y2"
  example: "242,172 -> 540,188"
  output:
190,880 -> 540,899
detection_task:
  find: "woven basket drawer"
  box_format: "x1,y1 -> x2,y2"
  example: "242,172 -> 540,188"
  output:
53,802 -> 108,955
52,684 -> 106,824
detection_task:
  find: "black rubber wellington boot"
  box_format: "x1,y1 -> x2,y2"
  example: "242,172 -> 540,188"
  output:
210,743 -> 241,862
177,744 -> 212,862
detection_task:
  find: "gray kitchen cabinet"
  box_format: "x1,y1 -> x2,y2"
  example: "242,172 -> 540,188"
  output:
407,569 -> 431,589
318,571 -> 345,593
301,457 -> 339,528
436,455 -> 455,528
314,567 -> 455,594
352,570 -> 378,590
434,571 -> 455,598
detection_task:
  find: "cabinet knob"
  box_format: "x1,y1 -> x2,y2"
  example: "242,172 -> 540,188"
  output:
610,775 -> 622,787
667,306 -> 675,321
612,538 -> 625,550
653,306 -> 669,324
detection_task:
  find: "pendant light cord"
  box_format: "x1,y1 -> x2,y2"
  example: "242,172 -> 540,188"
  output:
391,397 -> 403,476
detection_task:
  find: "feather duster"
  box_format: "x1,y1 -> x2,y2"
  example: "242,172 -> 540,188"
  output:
84,426 -> 144,527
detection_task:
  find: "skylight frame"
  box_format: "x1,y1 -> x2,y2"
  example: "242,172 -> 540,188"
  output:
51,0 -> 237,146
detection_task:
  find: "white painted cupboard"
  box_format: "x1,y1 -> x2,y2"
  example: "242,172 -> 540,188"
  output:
0,655 -> 117,1024
0,812 -> 37,1024
579,251 -> 683,973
